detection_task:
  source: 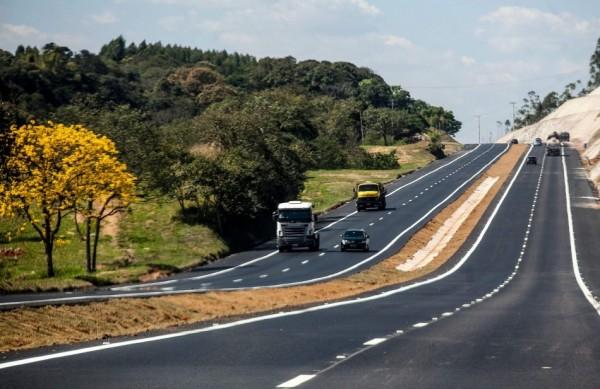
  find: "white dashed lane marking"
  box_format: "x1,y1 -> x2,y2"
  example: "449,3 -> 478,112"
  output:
363,338 -> 387,346
277,374 -> 316,388
282,268 -> 290,273
232,279 -> 243,283
259,274 -> 268,278
301,260 -> 309,265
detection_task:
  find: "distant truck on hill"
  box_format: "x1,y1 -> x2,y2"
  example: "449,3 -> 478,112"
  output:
559,131 -> 570,142
546,137 -> 561,156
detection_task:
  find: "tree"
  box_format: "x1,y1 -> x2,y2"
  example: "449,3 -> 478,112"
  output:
99,36 -> 126,62
587,36 -> 600,92
0,122 -> 135,276
73,140 -> 136,272
426,129 -> 446,159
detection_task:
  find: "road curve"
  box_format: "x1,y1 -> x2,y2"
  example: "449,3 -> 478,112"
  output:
5,144 -> 594,389
0,144 -> 510,309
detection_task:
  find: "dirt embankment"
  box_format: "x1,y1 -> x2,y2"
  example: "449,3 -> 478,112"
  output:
499,86 -> 600,188
0,145 -> 526,353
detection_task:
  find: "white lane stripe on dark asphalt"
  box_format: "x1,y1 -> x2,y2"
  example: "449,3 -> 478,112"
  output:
363,338 -> 387,346
277,374 -> 316,388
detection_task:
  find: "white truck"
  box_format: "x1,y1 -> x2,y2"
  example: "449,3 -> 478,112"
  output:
272,201 -> 320,252
546,137 -> 561,156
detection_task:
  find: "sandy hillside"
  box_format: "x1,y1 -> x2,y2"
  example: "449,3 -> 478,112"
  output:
498,86 -> 600,186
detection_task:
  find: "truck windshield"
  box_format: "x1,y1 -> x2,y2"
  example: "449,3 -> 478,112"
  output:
278,209 -> 312,222
358,184 -> 378,192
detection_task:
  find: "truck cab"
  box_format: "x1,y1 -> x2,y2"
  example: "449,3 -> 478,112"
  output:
272,201 -> 319,252
355,182 -> 386,211
546,137 -> 561,156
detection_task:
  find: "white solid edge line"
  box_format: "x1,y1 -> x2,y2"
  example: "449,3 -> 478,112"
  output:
561,151 -> 600,315
2,146 -> 486,305
277,374 -> 317,388
0,145 -> 524,370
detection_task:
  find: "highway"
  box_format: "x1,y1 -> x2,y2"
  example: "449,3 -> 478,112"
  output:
0,143 -> 509,308
2,145 -> 600,388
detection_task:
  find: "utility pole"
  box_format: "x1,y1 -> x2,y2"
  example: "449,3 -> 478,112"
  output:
510,102 -> 516,132
475,115 -> 481,144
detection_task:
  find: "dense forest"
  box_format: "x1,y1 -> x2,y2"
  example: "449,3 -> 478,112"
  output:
0,36 -> 461,242
510,36 -> 600,130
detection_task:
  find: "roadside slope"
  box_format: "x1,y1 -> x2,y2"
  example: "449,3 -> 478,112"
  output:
499,86 -> 600,186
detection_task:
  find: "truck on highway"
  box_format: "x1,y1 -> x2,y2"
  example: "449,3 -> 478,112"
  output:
546,137 -> 561,156
272,201 -> 319,252
355,182 -> 386,211
559,131 -> 570,142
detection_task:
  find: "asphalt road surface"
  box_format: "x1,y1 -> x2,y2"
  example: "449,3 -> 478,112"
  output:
0,143 -> 510,308
3,145 -> 600,388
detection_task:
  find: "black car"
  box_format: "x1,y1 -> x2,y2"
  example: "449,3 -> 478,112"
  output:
340,229 -> 370,252
526,156 -> 537,165
510,139 -> 519,144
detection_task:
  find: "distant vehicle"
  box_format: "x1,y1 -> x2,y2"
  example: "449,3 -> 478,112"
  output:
510,139 -> 519,144
559,131 -> 570,142
547,131 -> 560,140
340,229 -> 370,252
534,138 -> 543,146
272,201 -> 319,252
526,156 -> 538,165
355,182 -> 386,211
546,138 -> 561,156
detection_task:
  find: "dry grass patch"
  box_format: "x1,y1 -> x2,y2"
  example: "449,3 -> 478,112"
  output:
0,145 -> 526,353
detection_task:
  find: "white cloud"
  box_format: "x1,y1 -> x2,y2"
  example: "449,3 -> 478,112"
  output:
0,23 -> 90,51
460,55 -> 475,66
348,0 -> 380,16
478,6 -> 600,53
1,23 -> 41,38
382,34 -> 413,49
92,11 -> 119,25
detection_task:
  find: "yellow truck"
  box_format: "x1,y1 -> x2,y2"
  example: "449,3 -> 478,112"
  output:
355,182 -> 386,211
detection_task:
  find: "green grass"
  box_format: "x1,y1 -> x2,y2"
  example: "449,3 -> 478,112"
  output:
0,198 -> 228,293
301,163 -> 420,213
302,140 -> 464,213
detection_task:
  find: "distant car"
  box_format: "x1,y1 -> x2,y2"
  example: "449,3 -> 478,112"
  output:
511,139 -> 519,144
340,229 -> 370,252
526,156 -> 537,165
534,138 -> 542,146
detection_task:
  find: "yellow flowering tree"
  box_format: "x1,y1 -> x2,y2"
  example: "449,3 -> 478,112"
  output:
74,152 -> 135,273
0,122 -> 136,277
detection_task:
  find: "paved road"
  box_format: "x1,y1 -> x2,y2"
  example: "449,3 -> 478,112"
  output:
0,143 -> 510,308
3,145 -> 598,388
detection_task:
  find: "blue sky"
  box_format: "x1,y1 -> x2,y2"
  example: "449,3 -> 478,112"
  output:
1,0 -> 599,142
